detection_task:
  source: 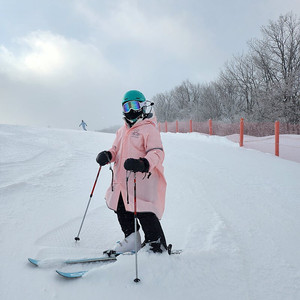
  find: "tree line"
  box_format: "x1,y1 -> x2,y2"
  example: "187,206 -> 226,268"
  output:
153,12 -> 300,124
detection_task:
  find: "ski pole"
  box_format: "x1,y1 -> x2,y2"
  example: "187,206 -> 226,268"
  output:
133,172 -> 140,283
74,166 -> 102,241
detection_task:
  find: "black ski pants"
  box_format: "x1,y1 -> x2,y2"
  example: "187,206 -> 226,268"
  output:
116,193 -> 167,249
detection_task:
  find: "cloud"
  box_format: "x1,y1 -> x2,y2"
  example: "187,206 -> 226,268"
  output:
2,0 -> 299,130
72,0 -> 216,94
0,30 -> 118,84
0,32 -> 63,81
0,30 -> 122,129
0,1 -> 224,130
75,0 -> 206,60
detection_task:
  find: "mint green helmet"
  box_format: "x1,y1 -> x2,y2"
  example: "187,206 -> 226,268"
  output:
122,90 -> 146,104
122,90 -> 147,124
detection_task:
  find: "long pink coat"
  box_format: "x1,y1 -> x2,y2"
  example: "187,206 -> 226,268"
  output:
105,116 -> 167,219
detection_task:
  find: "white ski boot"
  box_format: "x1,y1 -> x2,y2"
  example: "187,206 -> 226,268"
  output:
103,231 -> 141,256
114,231 -> 141,253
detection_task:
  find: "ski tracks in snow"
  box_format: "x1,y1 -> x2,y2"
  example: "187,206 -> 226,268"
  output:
0,128 -> 73,190
162,132 -> 300,300
163,133 -> 250,299
2,127 -> 300,300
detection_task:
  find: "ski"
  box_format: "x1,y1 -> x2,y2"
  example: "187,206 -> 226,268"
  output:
56,270 -> 89,278
167,244 -> 183,255
28,258 -> 41,266
28,254 -> 119,267
55,255 -> 120,278
169,249 -> 182,255
28,247 -> 181,267
55,248 -> 182,279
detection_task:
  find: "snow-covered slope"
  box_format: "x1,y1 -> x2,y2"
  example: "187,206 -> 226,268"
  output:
1,124 -> 300,300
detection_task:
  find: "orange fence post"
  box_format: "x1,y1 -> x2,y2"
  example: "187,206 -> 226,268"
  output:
209,119 -> 212,135
165,121 -> 168,132
240,118 -> 244,147
275,121 -> 279,156
176,120 -> 179,133
189,120 -> 193,132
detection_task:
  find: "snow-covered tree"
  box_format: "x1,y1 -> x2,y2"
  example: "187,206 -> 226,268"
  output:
153,13 -> 300,124
249,12 -> 300,122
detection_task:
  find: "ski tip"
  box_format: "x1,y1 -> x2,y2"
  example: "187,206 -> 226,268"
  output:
170,249 -> 183,255
56,270 -> 88,278
28,258 -> 40,266
166,245 -> 183,255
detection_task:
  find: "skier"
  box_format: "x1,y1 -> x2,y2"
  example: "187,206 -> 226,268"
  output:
96,90 -> 168,254
79,120 -> 87,131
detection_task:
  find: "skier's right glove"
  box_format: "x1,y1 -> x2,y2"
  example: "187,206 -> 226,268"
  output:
96,151 -> 112,166
124,158 -> 149,173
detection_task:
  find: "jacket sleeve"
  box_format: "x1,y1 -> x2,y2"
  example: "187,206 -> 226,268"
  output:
144,125 -> 164,172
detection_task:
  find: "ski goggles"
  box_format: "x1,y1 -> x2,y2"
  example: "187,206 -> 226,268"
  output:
122,100 -> 143,113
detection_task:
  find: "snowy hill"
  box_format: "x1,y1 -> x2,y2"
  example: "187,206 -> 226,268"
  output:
1,124 -> 300,300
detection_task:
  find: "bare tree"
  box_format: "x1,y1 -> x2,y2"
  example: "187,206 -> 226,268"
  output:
216,71 -> 243,122
153,13 -> 300,124
249,12 -> 300,122
152,92 -> 176,122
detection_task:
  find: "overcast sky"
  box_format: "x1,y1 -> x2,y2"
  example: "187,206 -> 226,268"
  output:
1,0 -> 299,130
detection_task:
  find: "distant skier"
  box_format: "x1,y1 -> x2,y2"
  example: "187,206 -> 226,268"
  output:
96,90 -> 168,254
79,120 -> 87,131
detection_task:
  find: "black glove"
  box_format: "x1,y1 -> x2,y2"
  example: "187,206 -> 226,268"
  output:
96,151 -> 112,166
124,158 -> 149,173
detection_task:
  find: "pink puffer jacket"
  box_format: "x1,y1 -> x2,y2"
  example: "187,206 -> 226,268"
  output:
105,116 -> 167,219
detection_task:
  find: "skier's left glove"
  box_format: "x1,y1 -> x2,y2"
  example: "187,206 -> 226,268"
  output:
124,158 -> 149,173
96,151 -> 112,166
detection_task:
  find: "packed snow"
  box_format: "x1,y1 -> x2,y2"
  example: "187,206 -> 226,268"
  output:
0,124 -> 300,300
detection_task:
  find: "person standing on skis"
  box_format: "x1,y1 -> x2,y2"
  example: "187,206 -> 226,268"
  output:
79,120 -> 87,131
96,90 -> 168,254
